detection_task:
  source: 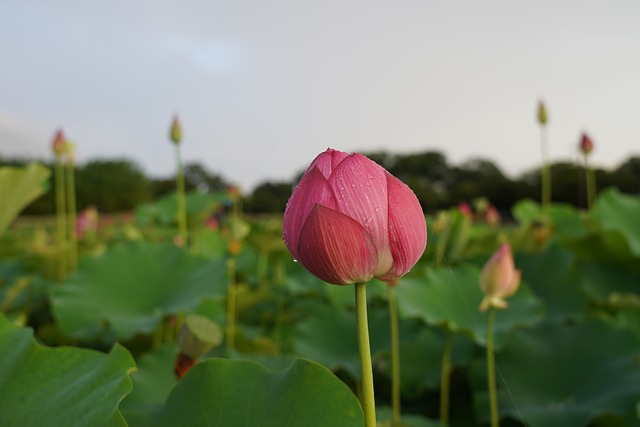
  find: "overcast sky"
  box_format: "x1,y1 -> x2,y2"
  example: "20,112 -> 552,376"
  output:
1,1 -> 639,191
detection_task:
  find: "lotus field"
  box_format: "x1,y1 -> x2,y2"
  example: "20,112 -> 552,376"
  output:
1,144 -> 640,427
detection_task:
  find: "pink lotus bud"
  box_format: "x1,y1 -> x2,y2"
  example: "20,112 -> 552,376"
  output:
485,205 -> 500,227
52,129 -> 66,156
537,100 -> 548,125
170,115 -> 182,145
458,202 -> 473,220
282,148 -> 427,285
479,243 -> 521,311
76,206 -> 99,239
579,133 -> 594,155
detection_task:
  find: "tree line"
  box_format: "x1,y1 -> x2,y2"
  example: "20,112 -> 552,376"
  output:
2,151 -> 639,215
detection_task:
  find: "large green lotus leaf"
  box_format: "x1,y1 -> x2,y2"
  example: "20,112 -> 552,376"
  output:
579,261 -> 640,301
292,304 -> 417,380
515,245 -> 588,322
121,343 -> 296,422
121,343 -> 178,414
0,163 -> 50,237
0,313 -> 135,426
52,242 -> 228,340
472,319 -> 640,427
394,267 -> 544,347
591,188 -> 640,257
130,358 -> 363,427
196,228 -> 228,259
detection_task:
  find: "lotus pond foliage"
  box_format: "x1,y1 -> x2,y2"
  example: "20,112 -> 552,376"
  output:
1,152 -> 640,427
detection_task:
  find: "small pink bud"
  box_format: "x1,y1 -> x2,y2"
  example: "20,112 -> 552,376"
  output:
479,243 -> 521,311
485,205 -> 500,227
282,148 -> 427,285
458,202 -> 473,220
76,206 -> 99,239
52,129 -> 66,156
579,133 -> 594,155
170,115 -> 182,145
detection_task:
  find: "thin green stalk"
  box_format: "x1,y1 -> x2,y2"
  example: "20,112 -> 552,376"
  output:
257,251 -> 268,285
440,330 -> 454,425
226,257 -> 237,354
487,308 -> 499,427
585,155 -> 596,210
355,282 -> 376,427
540,125 -> 551,210
65,158 -> 77,272
175,145 -> 187,247
387,284 -> 401,427
54,159 -> 67,281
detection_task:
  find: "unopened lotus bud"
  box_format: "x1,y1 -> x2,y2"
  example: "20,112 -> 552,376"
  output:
579,133 -> 594,155
537,101 -> 548,125
52,129 -> 66,156
485,205 -> 500,227
170,115 -> 182,145
479,243 -> 521,311
282,148 -> 427,285
177,314 -> 223,359
458,202 -> 473,221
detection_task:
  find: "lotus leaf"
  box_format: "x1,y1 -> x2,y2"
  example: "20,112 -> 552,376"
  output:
52,242 -> 227,340
0,313 -> 135,427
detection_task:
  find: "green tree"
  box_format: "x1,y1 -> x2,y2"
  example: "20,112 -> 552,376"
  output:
245,182 -> 293,213
75,159 -> 150,212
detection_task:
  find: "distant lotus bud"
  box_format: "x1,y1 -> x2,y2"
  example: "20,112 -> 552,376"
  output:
170,115 -> 182,145
76,206 -> 99,239
282,148 -> 427,285
52,129 -> 66,156
579,133 -> 594,155
537,100 -> 548,125
458,202 -> 473,221
485,205 -> 500,227
479,243 -> 521,311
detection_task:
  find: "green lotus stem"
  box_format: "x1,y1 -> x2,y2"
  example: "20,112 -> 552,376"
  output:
585,154 -> 596,210
54,158 -> 67,281
540,124 -> 551,211
439,330 -> 453,424
226,257 -> 237,354
175,144 -> 187,247
274,258 -> 285,285
387,284 -> 401,427
257,250 -> 268,285
486,307 -> 499,427
355,282 -> 376,427
65,158 -> 77,272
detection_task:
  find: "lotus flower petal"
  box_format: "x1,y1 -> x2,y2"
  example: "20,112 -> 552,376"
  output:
380,171 -> 427,281
305,148 -> 350,179
328,154 -> 393,275
297,204 -> 377,285
283,167 -> 338,260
